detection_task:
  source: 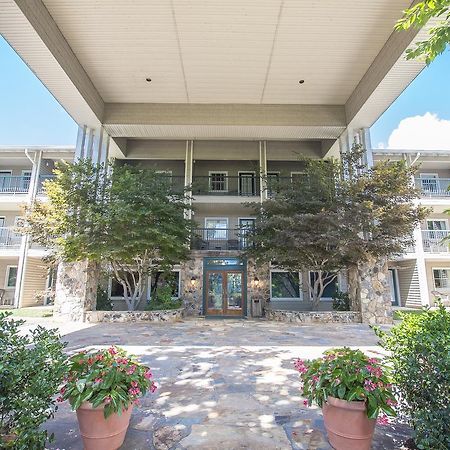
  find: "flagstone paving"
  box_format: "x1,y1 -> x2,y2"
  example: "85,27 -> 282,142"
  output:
21,318 -> 412,449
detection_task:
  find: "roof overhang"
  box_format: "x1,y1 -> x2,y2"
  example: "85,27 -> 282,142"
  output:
0,0 -> 431,141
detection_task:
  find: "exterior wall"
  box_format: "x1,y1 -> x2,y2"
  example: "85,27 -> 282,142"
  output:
0,165 -> 33,175
119,159 -> 185,177
395,260 -> 422,308
0,211 -> 22,226
425,260 -> 450,303
21,257 -> 48,307
194,141 -> 259,160
126,140 -> 186,159
193,160 -> 259,177
266,141 -> 322,159
0,258 -> 20,305
417,169 -> 450,178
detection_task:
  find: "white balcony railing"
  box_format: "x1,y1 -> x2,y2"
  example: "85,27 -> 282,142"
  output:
0,175 -> 30,193
416,177 -> 450,197
422,230 -> 450,253
0,227 -> 22,247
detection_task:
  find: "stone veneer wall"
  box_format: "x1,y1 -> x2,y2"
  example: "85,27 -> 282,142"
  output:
358,257 -> 393,324
266,309 -> 362,324
54,260 -> 98,322
85,308 -> 184,323
247,259 -> 270,317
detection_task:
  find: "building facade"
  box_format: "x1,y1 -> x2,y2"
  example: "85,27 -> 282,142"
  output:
0,1 -> 434,321
0,147 -> 74,308
374,149 -> 450,309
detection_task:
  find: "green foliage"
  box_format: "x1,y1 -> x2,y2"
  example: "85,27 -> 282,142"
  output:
145,285 -> 183,311
62,346 -> 156,419
332,290 -> 350,311
23,160 -> 193,310
0,312 -> 66,449
375,304 -> 450,449
295,348 -> 396,420
247,145 -> 426,307
96,285 -> 113,311
396,1 -> 450,64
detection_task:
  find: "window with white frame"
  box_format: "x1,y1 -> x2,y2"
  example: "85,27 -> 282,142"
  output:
5,266 -> 18,289
209,172 -> 228,192
433,268 -> 450,290
150,271 -> 180,300
270,271 -> 301,300
205,218 -> 228,240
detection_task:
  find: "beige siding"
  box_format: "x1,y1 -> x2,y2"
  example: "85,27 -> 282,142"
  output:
0,165 -> 33,176
396,261 -> 421,308
0,258 -> 20,305
21,258 -> 48,307
425,261 -> 450,303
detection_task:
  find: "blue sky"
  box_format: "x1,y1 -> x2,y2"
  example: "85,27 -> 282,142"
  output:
0,35 -> 449,148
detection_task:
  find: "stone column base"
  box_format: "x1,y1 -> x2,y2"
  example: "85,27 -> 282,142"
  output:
358,257 -> 393,324
54,260 -> 99,322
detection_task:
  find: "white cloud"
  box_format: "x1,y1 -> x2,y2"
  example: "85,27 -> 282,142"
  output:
387,113 -> 450,150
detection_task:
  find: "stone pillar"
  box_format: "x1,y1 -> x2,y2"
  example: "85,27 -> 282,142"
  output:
180,254 -> 203,316
54,260 -> 99,321
247,259 -> 270,317
358,256 -> 393,324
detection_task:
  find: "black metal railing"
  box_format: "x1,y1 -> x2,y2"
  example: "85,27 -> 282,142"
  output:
191,228 -> 253,251
191,176 -> 260,196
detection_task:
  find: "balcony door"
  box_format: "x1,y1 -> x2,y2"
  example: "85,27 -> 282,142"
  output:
238,172 -> 256,196
420,173 -> 439,194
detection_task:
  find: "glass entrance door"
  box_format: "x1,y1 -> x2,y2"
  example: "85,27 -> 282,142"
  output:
205,270 -> 244,316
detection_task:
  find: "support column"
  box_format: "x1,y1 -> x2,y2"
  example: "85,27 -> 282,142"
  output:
413,223 -> 430,306
54,260 -> 99,321
184,140 -> 193,220
259,140 -> 268,202
358,256 -> 393,324
14,149 -> 42,308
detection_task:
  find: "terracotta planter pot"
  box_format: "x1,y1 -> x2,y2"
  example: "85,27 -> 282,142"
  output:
322,396 -> 376,450
76,401 -> 133,450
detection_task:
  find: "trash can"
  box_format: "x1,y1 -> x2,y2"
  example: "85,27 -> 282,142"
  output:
252,297 -> 262,318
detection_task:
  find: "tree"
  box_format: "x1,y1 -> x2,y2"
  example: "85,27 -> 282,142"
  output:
247,146 -> 427,309
22,160 -> 192,311
396,1 -> 450,64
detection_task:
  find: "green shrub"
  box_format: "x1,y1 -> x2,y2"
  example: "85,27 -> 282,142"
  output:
375,304 -> 450,449
145,285 -> 182,311
0,312 -> 66,449
332,290 -> 350,311
96,285 -> 113,311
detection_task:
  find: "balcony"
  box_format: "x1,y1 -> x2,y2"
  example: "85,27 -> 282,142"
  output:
191,228 -> 252,251
0,175 -> 30,193
422,230 -> 450,253
191,175 -> 260,197
0,228 -> 22,248
415,177 -> 450,197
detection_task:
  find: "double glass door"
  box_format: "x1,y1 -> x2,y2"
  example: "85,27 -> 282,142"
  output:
205,270 -> 244,316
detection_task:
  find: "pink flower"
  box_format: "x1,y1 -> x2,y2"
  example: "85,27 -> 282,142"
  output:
133,398 -> 140,406
56,396 -> 64,403
131,381 -> 138,388
368,357 -> 379,364
334,378 -> 341,385
150,383 -> 157,393
108,346 -> 118,356
104,396 -> 112,404
126,366 -> 136,375
386,398 -> 397,407
294,359 -> 308,374
377,414 -> 389,426
312,375 -> 319,383
87,357 -> 94,365
94,378 -> 103,384
364,379 -> 377,392
96,354 -> 104,361
59,387 -> 66,395
144,370 -> 153,380
303,399 -> 309,406
366,365 -> 382,378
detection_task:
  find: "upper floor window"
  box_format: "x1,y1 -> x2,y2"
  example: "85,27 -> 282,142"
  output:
209,172 -> 228,192
420,173 -> 439,193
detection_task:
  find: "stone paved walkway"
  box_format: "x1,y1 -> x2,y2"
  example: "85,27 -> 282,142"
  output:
21,318 -> 412,449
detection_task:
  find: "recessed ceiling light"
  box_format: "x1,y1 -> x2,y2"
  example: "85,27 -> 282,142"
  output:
145,77 -> 152,82
298,79 -> 305,84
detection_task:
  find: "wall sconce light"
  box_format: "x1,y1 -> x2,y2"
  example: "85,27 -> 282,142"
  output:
190,276 -> 197,286
253,277 -> 260,288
